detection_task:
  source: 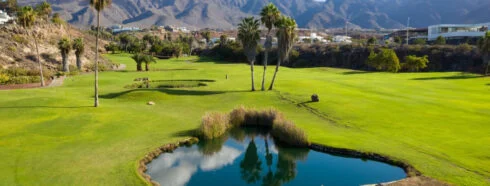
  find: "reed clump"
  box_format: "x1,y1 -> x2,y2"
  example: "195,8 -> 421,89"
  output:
198,106 -> 309,147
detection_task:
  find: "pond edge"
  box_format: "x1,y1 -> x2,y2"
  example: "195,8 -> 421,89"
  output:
137,138 -> 424,186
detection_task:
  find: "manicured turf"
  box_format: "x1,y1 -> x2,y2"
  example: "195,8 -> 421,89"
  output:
0,53 -> 489,185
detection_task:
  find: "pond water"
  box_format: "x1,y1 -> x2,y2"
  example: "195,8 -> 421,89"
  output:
146,129 -> 406,186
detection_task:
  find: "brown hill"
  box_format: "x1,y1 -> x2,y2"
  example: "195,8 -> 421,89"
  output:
0,23 -> 111,72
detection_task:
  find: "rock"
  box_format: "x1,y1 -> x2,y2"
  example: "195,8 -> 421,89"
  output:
147,101 -> 155,105
311,94 -> 319,102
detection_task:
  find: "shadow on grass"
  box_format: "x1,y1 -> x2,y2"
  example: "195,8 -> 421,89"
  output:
341,71 -> 374,75
0,106 -> 92,109
172,129 -> 198,137
151,79 -> 216,83
487,83 -> 490,86
116,69 -> 197,73
100,88 -> 249,99
412,75 -> 484,81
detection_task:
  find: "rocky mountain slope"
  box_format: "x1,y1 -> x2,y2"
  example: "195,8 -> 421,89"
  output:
23,0 -> 490,29
0,23 -> 110,71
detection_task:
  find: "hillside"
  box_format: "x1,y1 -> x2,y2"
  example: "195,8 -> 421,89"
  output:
23,0 -> 490,29
0,23 -> 110,72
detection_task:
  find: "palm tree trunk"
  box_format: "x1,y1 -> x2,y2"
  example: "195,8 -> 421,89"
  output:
250,61 -> 255,91
261,49 -> 268,91
94,11 -> 100,107
76,55 -> 82,70
145,63 -> 149,71
268,59 -> 281,90
485,54 -> 489,76
62,53 -> 69,72
136,63 -> 142,71
32,30 -> 45,87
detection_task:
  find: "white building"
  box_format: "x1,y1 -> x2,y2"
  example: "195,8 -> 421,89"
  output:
428,23 -> 490,41
332,35 -> 352,44
298,33 -> 328,43
0,10 -> 13,25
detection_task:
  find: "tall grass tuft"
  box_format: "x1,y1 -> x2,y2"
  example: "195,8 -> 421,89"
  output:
272,120 -> 309,147
200,106 -> 309,147
198,112 -> 230,139
229,105 -> 247,127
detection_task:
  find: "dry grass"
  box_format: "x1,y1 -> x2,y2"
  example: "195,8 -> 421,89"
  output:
202,106 -> 309,147
272,120 -> 309,147
198,112 -> 230,139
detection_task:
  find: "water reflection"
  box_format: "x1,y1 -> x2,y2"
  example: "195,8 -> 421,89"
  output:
146,144 -> 242,186
146,128 -> 406,186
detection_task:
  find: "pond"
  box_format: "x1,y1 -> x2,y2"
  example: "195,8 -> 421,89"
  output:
146,129 -> 406,186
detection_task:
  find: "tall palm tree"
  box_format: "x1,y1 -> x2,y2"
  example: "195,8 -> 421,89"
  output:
72,38 -> 85,70
260,3 -> 281,91
478,32 -> 490,76
58,38 -> 72,72
17,6 -> 45,87
90,0 -> 112,107
269,16 -> 297,90
238,17 -> 261,91
35,1 -> 52,21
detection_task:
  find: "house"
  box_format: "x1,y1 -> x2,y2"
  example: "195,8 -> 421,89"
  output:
332,35 -> 352,43
298,33 -> 329,44
428,23 -> 490,41
0,10 -> 13,25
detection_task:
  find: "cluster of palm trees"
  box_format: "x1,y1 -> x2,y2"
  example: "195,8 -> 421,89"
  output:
57,37 -> 85,72
237,3 -> 297,91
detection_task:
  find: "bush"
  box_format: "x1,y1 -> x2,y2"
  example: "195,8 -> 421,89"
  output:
198,112 -> 230,139
367,48 -> 401,72
12,34 -> 28,45
5,76 -> 41,84
272,120 -> 309,147
0,72 -> 9,84
402,55 -> 429,72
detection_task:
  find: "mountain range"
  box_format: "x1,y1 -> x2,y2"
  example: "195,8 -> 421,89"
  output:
22,0 -> 490,29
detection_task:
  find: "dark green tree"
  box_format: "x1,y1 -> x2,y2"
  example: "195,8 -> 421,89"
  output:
435,36 -> 446,45
478,32 -> 490,75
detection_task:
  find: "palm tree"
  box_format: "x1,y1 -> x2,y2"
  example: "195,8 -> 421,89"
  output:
478,32 -> 490,76
35,1 -> 52,21
143,55 -> 156,71
58,38 -> 72,72
17,6 -> 45,87
238,17 -> 261,91
131,53 -> 155,71
90,0 -> 112,107
260,3 -> 281,91
72,38 -> 85,70
269,16 -> 297,90
201,31 -> 211,47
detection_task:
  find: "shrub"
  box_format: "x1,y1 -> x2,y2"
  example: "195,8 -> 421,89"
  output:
198,112 -> 230,139
0,72 -> 9,84
272,120 -> 309,147
413,38 -> 426,45
12,34 -> 28,45
367,49 -> 400,72
403,55 -> 429,72
5,76 -> 41,84
7,46 -> 16,52
5,67 -> 27,76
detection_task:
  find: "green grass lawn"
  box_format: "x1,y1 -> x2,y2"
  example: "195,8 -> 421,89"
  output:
0,53 -> 489,185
